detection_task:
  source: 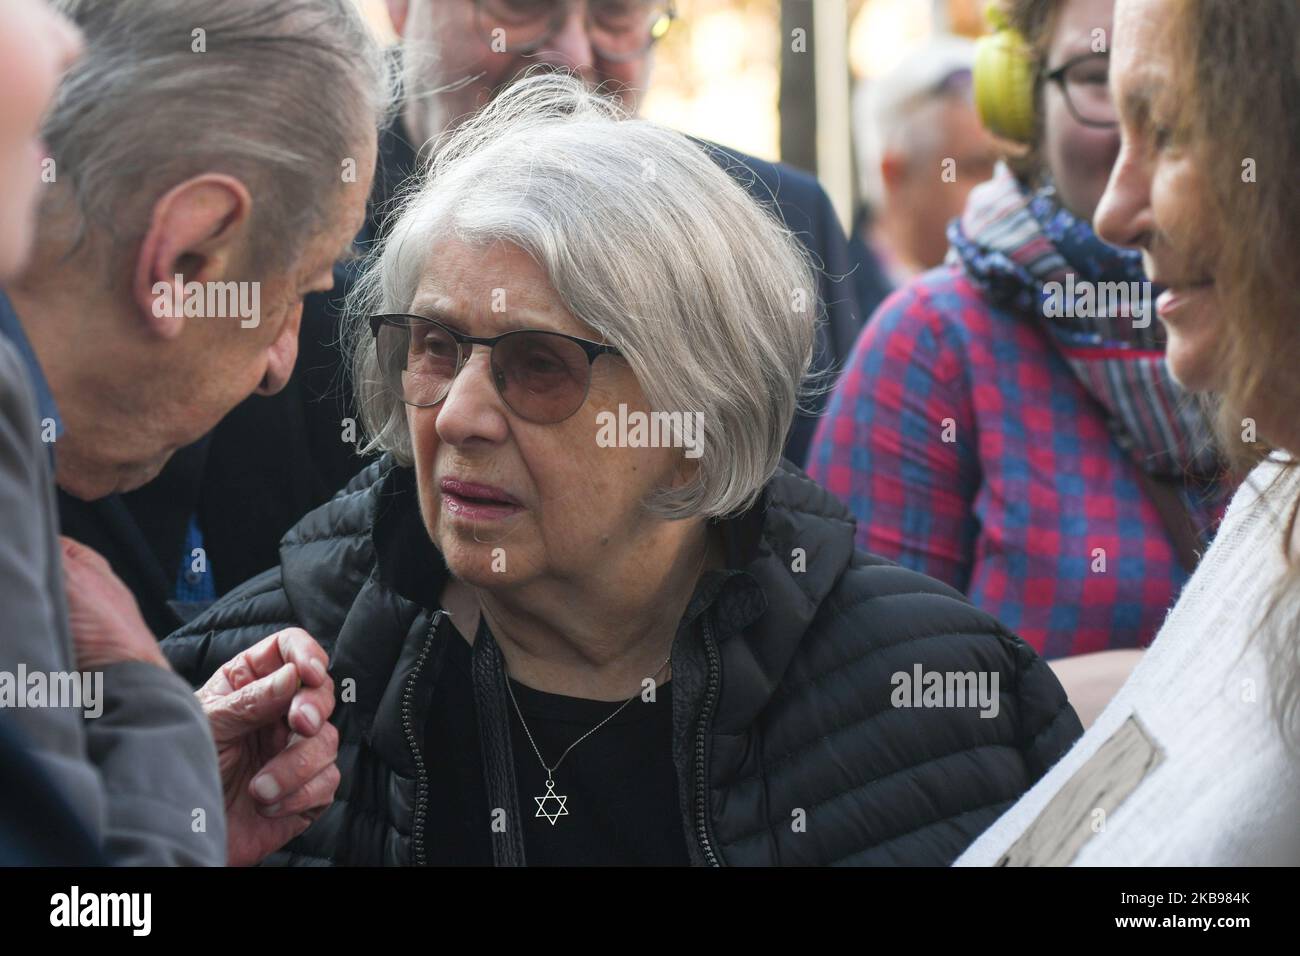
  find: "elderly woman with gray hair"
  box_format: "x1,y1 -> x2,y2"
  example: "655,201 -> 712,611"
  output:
164,75 -> 1080,866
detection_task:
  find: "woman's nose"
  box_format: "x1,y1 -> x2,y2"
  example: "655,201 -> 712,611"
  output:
1094,142 -> 1153,252
434,348 -> 510,446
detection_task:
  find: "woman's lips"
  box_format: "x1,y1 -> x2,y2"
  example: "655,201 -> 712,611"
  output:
439,477 -> 522,521
1156,282 -> 1214,322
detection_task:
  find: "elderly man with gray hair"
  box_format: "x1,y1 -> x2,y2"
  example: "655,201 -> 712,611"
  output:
163,74 -> 1081,867
851,36 -> 999,290
0,0 -> 391,864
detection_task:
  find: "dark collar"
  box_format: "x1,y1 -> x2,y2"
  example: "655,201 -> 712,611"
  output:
372,463 -> 450,611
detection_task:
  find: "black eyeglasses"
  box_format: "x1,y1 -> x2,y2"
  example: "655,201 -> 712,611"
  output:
370,313 -> 623,424
475,0 -> 676,63
1044,51 -> 1118,129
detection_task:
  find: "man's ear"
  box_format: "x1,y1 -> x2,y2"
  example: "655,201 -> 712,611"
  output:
880,152 -> 910,192
131,174 -> 252,340
385,0 -> 410,37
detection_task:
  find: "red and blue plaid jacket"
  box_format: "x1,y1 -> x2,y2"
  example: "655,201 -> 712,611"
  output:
807,265 -> 1227,658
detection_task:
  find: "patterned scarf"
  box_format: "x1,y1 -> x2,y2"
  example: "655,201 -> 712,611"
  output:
947,164 -> 1222,480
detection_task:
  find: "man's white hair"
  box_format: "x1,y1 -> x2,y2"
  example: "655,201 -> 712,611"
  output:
43,0 -> 395,269
853,35 -> 977,212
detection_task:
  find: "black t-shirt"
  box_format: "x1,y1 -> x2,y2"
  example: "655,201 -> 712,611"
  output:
423,621 -> 690,866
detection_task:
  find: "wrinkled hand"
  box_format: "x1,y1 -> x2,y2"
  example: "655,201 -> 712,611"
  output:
196,628 -> 339,867
60,536 -> 169,671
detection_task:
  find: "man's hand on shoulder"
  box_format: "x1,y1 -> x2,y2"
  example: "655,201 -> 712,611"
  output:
60,536 -> 169,671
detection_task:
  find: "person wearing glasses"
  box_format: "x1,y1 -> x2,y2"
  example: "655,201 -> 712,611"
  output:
162,75 -> 1082,867
960,0 -> 1300,866
809,0 -> 1233,727
192,0 -> 867,600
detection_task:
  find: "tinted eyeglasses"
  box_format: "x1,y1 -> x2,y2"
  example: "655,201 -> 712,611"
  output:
475,0 -> 676,62
370,313 -> 622,424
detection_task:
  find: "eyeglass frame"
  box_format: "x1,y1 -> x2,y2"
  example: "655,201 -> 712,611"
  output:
369,312 -> 624,421
473,0 -> 678,63
1042,51 -> 1119,129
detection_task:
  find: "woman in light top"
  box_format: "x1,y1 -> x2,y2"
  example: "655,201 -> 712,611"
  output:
957,0 -> 1300,865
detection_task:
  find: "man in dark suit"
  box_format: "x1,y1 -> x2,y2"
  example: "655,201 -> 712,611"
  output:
123,0 -> 874,606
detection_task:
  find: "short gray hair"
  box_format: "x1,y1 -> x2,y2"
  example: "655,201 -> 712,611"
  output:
349,73 -> 818,520
44,0 -> 394,268
854,36 -> 976,210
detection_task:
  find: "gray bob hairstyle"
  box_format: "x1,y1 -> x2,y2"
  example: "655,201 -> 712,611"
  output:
44,0 -> 394,267
349,73 -> 820,520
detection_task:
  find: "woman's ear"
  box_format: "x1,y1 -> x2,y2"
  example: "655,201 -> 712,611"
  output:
670,450 -> 702,490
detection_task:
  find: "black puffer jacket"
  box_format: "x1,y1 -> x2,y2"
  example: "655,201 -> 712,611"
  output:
163,457 -> 1081,866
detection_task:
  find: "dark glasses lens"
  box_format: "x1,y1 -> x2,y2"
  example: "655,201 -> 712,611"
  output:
1061,57 -> 1116,127
376,318 -> 459,408
588,1 -> 674,61
479,0 -> 559,50
491,330 -> 595,423
374,316 -> 603,424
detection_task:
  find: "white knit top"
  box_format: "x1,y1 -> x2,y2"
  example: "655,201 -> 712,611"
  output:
956,457 -> 1300,866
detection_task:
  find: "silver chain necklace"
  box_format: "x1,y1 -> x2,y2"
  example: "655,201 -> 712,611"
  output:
496,533 -> 709,825
505,652 -> 672,826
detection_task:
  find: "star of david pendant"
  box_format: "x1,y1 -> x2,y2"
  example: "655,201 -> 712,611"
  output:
534,777 -> 569,825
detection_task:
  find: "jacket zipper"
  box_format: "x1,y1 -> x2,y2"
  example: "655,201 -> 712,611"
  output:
693,613 -> 722,867
400,609 -> 443,867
